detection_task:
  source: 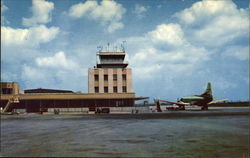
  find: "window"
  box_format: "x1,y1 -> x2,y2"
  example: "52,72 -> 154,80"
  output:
113,86 -> 117,93
95,87 -> 99,93
122,74 -> 126,81
122,86 -> 127,93
104,75 -> 108,81
116,100 -> 124,106
94,74 -> 99,81
104,87 -> 108,93
1,88 -> 12,94
113,74 -> 117,81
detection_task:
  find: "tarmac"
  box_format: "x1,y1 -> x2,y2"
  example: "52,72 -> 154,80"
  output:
1,107 -> 249,157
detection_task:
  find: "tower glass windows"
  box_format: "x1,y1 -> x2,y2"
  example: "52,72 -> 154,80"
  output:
122,74 -> 126,81
122,86 -> 127,93
113,86 -> 117,93
94,75 -> 99,81
104,75 -> 108,81
113,74 -> 117,81
95,87 -> 99,93
104,87 -> 108,93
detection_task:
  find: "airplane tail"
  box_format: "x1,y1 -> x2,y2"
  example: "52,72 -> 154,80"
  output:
201,82 -> 213,98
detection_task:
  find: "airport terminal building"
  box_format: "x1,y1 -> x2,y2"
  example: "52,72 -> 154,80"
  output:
0,48 -> 147,113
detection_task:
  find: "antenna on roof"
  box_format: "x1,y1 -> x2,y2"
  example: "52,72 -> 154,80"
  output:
97,45 -> 103,52
96,45 -> 103,65
121,41 -> 126,52
107,43 -> 110,52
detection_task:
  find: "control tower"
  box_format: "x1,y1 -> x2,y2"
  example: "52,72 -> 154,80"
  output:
88,43 -> 132,93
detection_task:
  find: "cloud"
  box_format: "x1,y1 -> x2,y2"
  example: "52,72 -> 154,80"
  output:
36,51 -> 77,69
22,64 -> 48,82
68,1 -> 97,18
174,0 -> 238,25
1,25 -> 59,48
1,24 -> 60,88
68,0 -> 126,33
21,52 -> 86,91
118,22 -> 210,84
222,46 -> 249,60
148,23 -> 186,46
1,1 -> 9,25
174,0 -> 249,47
107,22 -> 124,33
157,5 -> 162,9
22,0 -> 54,26
1,1 -> 8,12
133,4 -> 148,19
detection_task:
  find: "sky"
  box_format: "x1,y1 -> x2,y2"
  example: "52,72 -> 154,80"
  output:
1,0 -> 249,102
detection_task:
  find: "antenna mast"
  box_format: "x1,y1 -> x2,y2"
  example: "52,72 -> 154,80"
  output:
96,46 -> 103,66
121,41 -> 126,52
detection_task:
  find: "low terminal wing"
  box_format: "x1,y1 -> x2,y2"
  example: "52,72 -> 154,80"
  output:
208,99 -> 228,105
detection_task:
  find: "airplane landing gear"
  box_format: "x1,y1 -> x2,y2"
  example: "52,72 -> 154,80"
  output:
179,105 -> 185,110
201,105 -> 208,110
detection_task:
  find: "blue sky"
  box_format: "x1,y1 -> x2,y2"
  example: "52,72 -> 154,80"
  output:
1,0 -> 249,102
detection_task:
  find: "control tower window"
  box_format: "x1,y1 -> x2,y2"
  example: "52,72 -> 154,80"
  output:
104,87 -> 108,93
95,87 -> 99,93
122,74 -> 126,81
94,74 -> 99,81
113,74 -> 117,81
113,87 -> 117,93
122,86 -> 127,93
104,75 -> 108,81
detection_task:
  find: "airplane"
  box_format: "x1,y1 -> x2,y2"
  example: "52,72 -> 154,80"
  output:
154,82 -> 228,111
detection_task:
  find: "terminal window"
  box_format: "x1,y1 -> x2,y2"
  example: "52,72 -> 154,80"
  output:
104,87 -> 108,93
113,74 -> 117,81
94,74 -> 99,81
104,75 -> 108,81
122,74 -> 126,81
122,86 -> 127,93
113,86 -> 117,93
95,87 -> 99,93
1,88 -> 13,94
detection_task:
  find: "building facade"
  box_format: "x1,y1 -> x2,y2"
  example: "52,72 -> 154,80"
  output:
0,82 -> 24,95
88,51 -> 132,94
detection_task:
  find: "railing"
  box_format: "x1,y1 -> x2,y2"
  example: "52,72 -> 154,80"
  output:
2,95 -> 19,113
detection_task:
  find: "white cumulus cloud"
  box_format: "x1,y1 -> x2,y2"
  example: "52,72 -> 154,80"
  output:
175,0 -> 249,47
68,1 -> 97,18
21,52 -> 86,91
22,0 -> 54,26
36,51 -> 77,69
68,0 -> 126,33
118,22 -> 210,82
175,0 -> 238,25
148,23 -> 186,46
1,25 -> 59,48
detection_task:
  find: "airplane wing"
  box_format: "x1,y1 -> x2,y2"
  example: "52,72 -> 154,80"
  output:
157,99 -> 190,106
208,99 -> 228,105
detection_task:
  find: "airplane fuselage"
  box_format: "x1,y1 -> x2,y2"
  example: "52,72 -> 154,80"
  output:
180,95 -> 213,106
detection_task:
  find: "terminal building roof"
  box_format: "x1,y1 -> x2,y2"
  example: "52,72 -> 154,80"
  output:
24,88 -> 74,94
